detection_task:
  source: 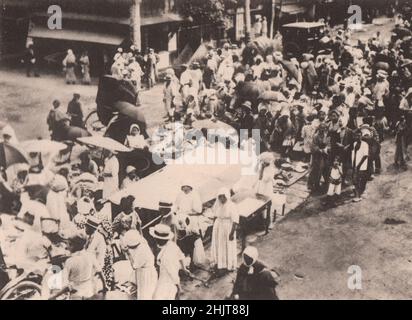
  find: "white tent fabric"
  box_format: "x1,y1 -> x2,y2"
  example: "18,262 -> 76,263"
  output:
110,146 -> 251,210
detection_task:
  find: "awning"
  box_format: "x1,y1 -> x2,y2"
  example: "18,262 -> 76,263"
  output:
31,11 -> 184,27
141,13 -> 184,26
280,4 -> 306,15
28,25 -> 124,46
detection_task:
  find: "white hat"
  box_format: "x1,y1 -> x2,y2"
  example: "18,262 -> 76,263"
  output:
126,166 -> 136,174
123,230 -> 144,248
149,224 -> 174,240
258,152 -> 275,164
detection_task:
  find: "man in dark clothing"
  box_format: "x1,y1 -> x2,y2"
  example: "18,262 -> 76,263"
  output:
238,101 -> 255,139
47,100 -> 68,141
67,93 -> 84,128
24,43 -> 40,77
232,246 -> 279,300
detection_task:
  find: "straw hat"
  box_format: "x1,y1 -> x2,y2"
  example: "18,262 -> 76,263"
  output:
149,224 -> 174,240
85,216 -> 100,230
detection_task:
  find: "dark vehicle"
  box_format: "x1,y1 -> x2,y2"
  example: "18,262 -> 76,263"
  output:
281,22 -> 326,57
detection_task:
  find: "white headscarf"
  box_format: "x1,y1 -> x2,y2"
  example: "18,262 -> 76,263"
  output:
216,187 -> 231,202
243,246 -> 259,274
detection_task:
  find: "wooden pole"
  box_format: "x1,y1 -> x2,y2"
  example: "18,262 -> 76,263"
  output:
270,0 -> 276,39
130,0 -> 142,50
245,0 -> 251,42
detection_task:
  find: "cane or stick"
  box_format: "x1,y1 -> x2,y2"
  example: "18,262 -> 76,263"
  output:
48,286 -> 75,300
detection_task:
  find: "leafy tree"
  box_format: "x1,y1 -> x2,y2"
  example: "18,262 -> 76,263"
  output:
176,0 -> 238,25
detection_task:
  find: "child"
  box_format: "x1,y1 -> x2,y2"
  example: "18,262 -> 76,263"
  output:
324,157 -> 343,206
125,124 -> 148,150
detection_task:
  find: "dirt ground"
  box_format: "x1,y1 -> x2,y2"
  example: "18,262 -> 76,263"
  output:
1,17 -> 410,300
0,69 -> 165,141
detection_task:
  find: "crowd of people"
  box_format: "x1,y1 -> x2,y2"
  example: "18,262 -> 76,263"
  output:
149,12 -> 412,207
2,9 -> 412,300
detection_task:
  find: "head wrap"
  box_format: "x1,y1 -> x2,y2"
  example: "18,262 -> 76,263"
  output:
243,246 -> 259,274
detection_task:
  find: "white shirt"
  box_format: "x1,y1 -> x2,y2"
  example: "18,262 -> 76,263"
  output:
180,70 -> 192,86
157,241 -> 185,286
172,190 -> 202,216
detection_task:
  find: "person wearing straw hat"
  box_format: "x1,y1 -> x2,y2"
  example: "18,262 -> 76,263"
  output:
151,224 -> 189,300
231,246 -> 279,300
123,230 -> 157,300
210,188 -> 239,274
85,216 -> 106,273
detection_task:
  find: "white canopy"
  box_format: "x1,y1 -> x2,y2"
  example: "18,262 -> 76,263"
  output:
110,145 -> 254,210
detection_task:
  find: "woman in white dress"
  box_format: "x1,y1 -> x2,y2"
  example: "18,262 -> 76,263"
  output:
102,150 -> 119,199
62,49 -> 77,84
253,152 -> 277,229
46,174 -> 70,228
123,230 -> 157,300
210,188 -> 239,272
172,181 -> 202,225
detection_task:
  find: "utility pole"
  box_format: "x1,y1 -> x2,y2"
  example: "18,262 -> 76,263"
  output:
269,0 -> 276,39
245,0 -> 251,42
275,0 -> 283,33
130,0 -> 142,50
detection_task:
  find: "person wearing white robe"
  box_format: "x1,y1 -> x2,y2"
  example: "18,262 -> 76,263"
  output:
123,230 -> 157,300
102,151 -> 119,199
210,188 -> 239,271
172,181 -> 202,230
1,123 -> 19,145
46,174 -> 70,228
253,153 -> 278,229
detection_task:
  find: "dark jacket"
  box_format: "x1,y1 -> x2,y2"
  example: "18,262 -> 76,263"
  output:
232,261 -> 279,300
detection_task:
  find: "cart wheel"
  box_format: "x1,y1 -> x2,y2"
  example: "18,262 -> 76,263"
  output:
84,110 -> 106,136
0,281 -> 42,300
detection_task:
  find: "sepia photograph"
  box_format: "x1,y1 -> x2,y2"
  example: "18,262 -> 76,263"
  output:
0,0 -> 411,305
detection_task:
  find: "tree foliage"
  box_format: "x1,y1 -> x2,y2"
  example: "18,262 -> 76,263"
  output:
176,0 -> 239,25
